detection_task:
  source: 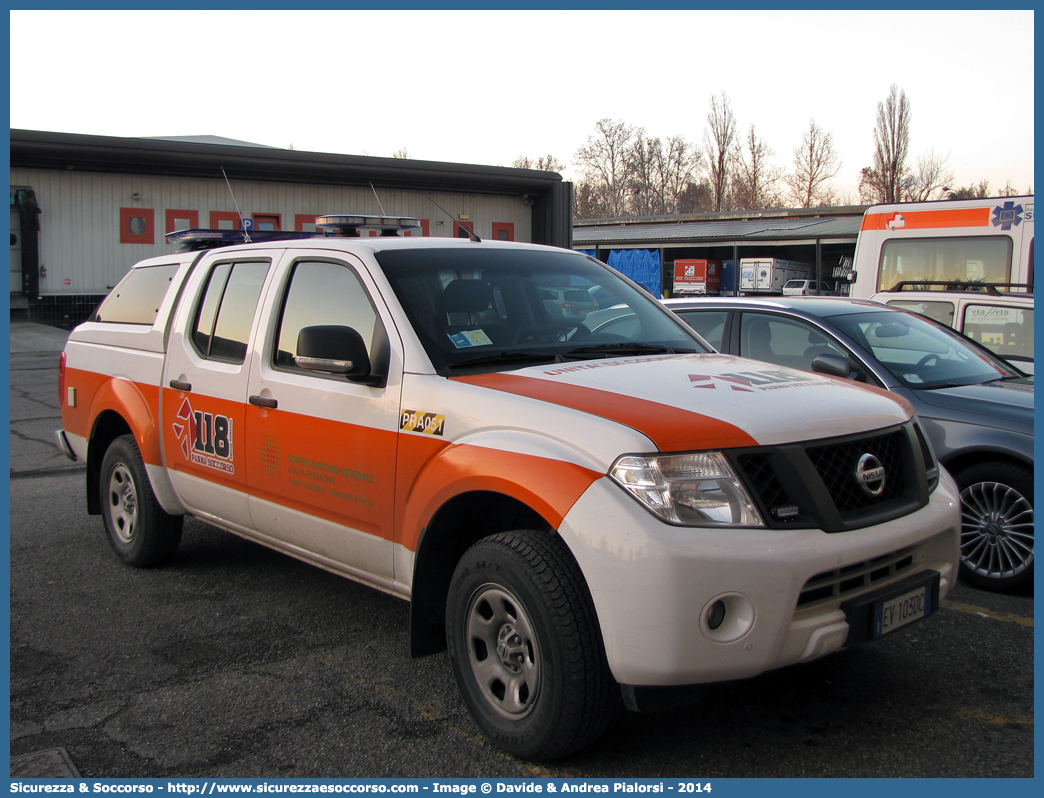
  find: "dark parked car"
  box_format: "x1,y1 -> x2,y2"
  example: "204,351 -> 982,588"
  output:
663,296 -> 1034,593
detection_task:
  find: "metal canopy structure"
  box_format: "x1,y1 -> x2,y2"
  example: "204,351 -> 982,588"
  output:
573,207 -> 866,250
573,207 -> 868,296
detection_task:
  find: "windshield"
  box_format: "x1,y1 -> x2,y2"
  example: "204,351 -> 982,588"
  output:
374,247 -> 705,373
829,309 -> 1019,389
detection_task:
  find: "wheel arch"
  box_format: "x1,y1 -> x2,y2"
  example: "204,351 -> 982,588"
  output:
408,490 -> 555,658
940,447 -> 1033,481
86,410 -> 134,515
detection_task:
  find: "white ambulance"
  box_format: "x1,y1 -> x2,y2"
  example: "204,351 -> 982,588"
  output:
849,196 -> 1034,297
848,196 -> 1034,370
56,217 -> 960,760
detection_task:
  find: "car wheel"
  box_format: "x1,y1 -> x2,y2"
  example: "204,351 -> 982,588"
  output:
446,531 -> 614,760
955,461 -> 1033,593
100,434 -> 183,567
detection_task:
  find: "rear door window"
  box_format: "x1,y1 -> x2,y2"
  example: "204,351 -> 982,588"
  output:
675,310 -> 728,350
191,261 -> 270,363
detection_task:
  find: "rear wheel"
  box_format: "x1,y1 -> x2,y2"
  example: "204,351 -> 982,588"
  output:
956,461 -> 1033,593
99,434 -> 183,567
446,531 -> 614,760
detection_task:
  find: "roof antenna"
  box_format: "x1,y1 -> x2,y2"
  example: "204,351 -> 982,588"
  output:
370,182 -> 387,216
221,167 -> 251,243
430,195 -> 481,242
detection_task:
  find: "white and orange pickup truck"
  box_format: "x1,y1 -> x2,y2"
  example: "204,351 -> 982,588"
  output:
56,216 -> 960,760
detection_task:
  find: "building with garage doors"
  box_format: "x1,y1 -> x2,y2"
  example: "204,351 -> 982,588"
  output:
572,205 -> 866,297
10,129 -> 573,326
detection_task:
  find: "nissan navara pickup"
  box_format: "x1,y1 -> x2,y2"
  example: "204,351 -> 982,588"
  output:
56,215 -> 961,760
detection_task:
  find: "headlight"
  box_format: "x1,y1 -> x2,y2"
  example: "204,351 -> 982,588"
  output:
609,451 -> 764,527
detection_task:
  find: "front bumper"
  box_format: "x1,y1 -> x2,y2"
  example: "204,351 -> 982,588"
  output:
557,470 -> 961,687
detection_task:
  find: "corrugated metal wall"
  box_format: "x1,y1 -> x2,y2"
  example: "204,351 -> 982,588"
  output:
9,168 -> 534,296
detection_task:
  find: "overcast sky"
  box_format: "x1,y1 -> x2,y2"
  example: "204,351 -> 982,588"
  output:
9,9 -> 1035,201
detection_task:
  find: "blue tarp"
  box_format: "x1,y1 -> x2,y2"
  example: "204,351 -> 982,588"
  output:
578,249 -> 596,258
607,249 -> 661,297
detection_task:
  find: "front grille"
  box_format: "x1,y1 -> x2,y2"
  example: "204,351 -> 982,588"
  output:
728,423 -> 927,532
736,453 -> 796,521
806,430 -> 906,514
797,546 -> 918,607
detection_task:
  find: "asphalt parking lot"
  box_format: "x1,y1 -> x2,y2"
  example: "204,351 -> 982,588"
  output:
8,323 -> 1034,779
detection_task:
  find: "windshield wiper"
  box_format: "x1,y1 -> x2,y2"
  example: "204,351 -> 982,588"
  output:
565,342 -> 697,357
448,351 -> 564,370
918,380 -> 980,390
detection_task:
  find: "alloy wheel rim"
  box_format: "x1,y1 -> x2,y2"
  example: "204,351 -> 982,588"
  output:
960,480 -> 1034,579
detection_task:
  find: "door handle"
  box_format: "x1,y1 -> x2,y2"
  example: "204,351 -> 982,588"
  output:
169,380 -> 192,391
249,395 -> 278,409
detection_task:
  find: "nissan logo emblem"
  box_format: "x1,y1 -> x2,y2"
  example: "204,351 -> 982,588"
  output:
855,453 -> 886,497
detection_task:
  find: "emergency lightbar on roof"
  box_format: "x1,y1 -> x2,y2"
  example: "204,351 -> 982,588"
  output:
315,215 -> 422,236
165,229 -> 323,251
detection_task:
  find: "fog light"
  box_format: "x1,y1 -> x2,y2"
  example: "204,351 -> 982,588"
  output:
700,593 -> 756,643
707,600 -> 726,630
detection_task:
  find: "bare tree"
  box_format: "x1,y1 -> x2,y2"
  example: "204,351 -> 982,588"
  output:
869,84 -> 912,203
659,134 -> 703,214
733,125 -> 784,210
703,92 -> 739,212
626,132 -> 703,216
392,148 -> 411,159
903,149 -> 954,201
676,181 -> 714,214
944,181 -> 991,200
626,128 -> 658,217
787,120 -> 843,207
574,118 -> 635,218
997,181 -> 1025,197
573,178 -> 613,219
512,154 -> 565,172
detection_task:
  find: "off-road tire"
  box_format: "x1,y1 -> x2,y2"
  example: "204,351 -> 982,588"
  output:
446,531 -> 615,760
99,434 -> 183,567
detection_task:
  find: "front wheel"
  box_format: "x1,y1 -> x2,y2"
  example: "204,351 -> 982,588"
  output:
956,461 -> 1033,593
446,531 -> 614,760
99,434 -> 183,567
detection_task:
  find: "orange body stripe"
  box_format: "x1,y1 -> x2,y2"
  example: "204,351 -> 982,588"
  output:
451,372 -> 757,452
62,367 -> 110,440
394,436 -> 602,552
63,368 -> 162,465
861,208 -> 990,231
242,402 -> 398,541
158,394 -> 600,552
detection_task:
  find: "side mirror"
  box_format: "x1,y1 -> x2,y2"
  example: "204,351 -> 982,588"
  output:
811,352 -> 852,379
295,325 -> 384,386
